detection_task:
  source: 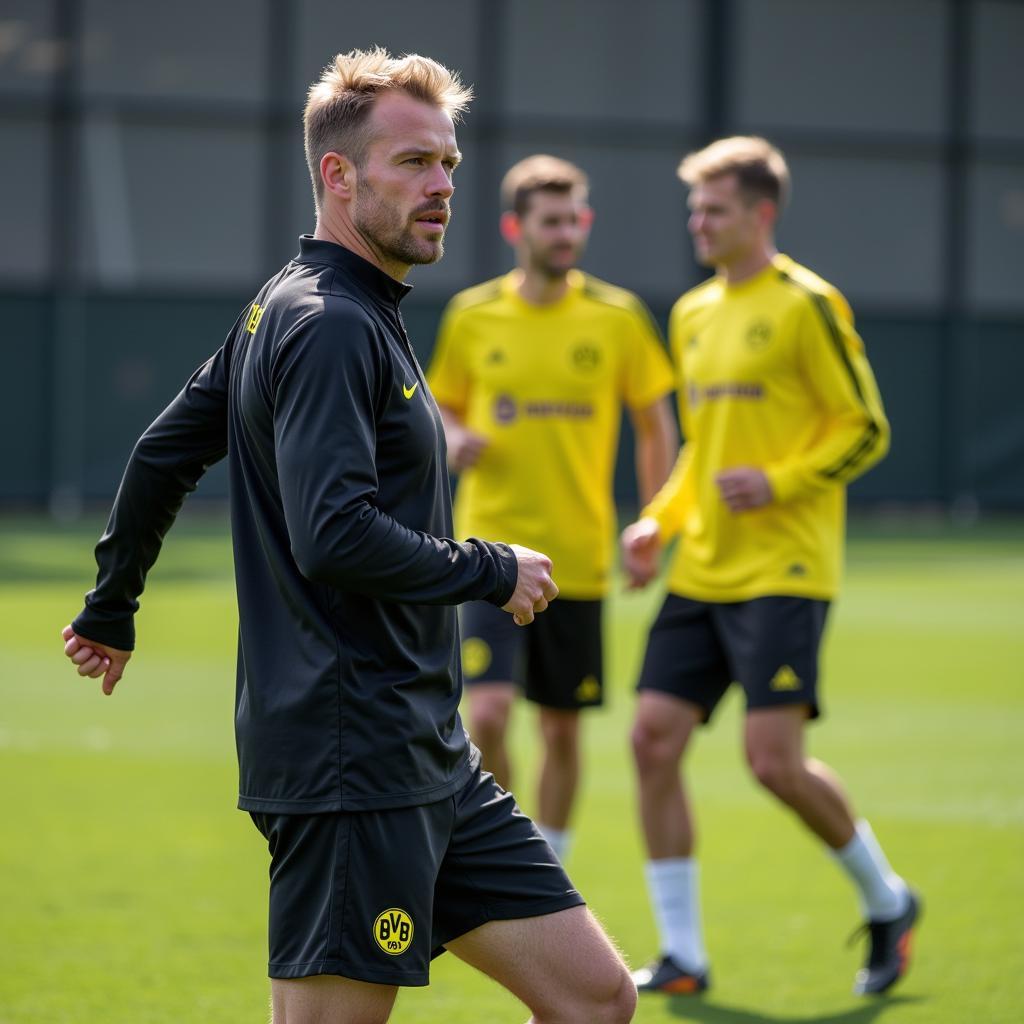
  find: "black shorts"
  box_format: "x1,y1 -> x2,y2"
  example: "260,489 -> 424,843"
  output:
249,756 -> 583,986
459,598 -> 604,710
636,594 -> 830,722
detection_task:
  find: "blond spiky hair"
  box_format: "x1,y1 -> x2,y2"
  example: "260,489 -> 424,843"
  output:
677,136 -> 790,209
303,47 -> 473,211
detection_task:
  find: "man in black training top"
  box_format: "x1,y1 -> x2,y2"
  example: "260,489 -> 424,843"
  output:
61,48 -> 636,1024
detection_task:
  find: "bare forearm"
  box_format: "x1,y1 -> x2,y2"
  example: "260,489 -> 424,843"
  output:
634,403 -> 679,506
439,403 -> 488,473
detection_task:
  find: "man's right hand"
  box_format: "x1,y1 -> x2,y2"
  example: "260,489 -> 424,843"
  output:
62,624 -> 132,696
502,545 -> 558,626
621,516 -> 662,589
446,421 -> 489,473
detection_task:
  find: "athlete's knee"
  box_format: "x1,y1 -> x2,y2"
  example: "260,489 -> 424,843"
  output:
748,750 -> 803,802
631,718 -> 681,777
585,961 -> 637,1024
600,962 -> 638,1024
535,960 -> 636,1024
470,711 -> 505,748
469,689 -> 513,743
540,710 -> 579,759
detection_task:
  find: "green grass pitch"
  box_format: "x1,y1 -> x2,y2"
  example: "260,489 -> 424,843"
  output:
1,514 -> 1022,1023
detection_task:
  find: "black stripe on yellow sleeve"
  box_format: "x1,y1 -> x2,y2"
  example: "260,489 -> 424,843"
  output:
449,277 -> 504,313
582,276 -> 667,346
822,422 -> 880,480
778,271 -> 883,481
628,295 -> 667,347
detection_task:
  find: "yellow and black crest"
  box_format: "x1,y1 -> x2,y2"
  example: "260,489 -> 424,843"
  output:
373,908 -> 414,955
462,637 -> 493,678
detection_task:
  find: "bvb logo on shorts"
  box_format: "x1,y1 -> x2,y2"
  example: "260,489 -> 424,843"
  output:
373,908 -> 414,956
462,637 -> 492,678
575,674 -> 601,702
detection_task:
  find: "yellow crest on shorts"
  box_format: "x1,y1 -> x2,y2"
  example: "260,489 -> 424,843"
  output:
770,664 -> 801,691
373,908 -> 414,955
575,675 -> 601,701
462,637 -> 492,678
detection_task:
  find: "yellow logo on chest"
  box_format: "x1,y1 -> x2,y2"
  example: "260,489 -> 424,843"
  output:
245,302 -> 265,334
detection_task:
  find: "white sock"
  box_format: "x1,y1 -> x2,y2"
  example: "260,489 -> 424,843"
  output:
644,857 -> 708,972
537,824 -> 571,863
833,820 -> 909,921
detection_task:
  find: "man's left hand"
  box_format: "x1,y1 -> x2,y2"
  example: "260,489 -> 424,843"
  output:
715,467 -> 773,513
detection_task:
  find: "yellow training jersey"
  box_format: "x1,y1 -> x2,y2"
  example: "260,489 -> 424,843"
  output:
429,269 -> 674,598
645,254 -> 889,602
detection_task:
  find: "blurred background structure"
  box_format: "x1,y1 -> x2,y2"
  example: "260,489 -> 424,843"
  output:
1,0 -> 1022,514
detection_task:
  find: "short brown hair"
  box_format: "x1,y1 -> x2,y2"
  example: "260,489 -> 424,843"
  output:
500,154 -> 589,217
677,136 -> 790,209
303,47 -> 473,211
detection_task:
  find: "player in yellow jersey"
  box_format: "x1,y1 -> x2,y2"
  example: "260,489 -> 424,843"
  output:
623,138 -> 920,997
428,155 -> 677,863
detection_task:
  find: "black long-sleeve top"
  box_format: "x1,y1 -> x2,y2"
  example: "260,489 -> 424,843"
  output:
73,237 -> 519,812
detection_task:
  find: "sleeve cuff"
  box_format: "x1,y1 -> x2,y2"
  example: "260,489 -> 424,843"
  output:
72,596 -> 137,652
765,462 -> 825,504
486,541 -> 519,608
639,504 -> 679,545
627,380 -> 674,412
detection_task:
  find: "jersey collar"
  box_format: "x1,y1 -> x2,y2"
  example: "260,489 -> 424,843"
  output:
295,235 -> 413,306
720,255 -> 785,293
503,267 -> 585,311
